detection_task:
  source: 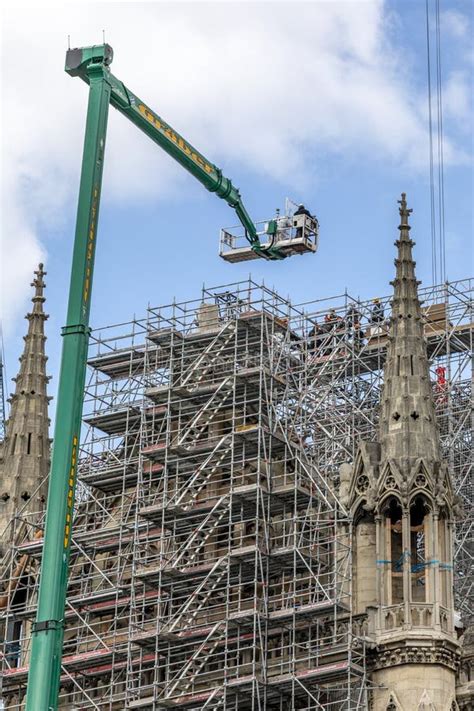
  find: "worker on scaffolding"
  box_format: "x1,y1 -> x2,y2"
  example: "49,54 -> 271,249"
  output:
308,321 -> 325,357
370,298 -> 385,326
345,305 -> 361,328
435,365 -> 448,407
324,308 -> 344,353
345,305 -> 364,350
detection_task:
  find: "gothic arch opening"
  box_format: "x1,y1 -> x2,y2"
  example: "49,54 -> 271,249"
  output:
382,497 -> 403,605
386,695 -> 400,710
417,689 -> 436,709
410,496 -> 430,603
354,505 -> 374,528
438,509 -> 450,610
353,506 -> 376,613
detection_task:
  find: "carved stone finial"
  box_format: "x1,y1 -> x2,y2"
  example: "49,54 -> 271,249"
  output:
398,192 -> 413,228
31,262 -> 47,301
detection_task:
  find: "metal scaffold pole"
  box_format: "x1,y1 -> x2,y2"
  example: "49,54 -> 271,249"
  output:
0,275 -> 471,709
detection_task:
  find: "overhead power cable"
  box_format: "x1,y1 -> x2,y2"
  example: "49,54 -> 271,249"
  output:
425,0 -> 438,285
435,0 -> 446,283
425,0 -> 447,286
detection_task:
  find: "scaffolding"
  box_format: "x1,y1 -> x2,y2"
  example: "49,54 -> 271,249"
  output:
0,277 -> 472,710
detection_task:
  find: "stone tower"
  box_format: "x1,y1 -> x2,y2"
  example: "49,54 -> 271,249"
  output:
0,264 -> 51,552
340,195 -> 460,709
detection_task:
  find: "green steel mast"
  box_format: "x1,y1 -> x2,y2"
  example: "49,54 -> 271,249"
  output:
25,47 -> 112,711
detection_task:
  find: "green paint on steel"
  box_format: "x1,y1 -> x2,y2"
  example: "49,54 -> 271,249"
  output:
25,49 -> 111,711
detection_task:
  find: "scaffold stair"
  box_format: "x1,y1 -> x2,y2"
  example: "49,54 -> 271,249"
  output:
169,496 -> 231,570
164,556 -> 229,635
200,688 -> 225,710
175,377 -> 233,448
163,621 -> 227,700
172,434 -> 232,510
178,322 -> 236,390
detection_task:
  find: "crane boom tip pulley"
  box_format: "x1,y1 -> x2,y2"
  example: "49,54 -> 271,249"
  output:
65,43 -> 114,77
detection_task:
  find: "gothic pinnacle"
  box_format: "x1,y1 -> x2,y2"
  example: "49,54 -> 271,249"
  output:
398,191 -> 413,229
0,263 -> 51,544
378,193 -> 441,468
30,263 -> 47,312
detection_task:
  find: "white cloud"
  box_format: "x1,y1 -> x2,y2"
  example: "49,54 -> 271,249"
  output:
0,1 -> 471,331
443,70 -> 473,130
441,9 -> 469,39
0,156 -> 45,325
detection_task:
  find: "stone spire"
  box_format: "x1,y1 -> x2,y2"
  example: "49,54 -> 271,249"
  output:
378,193 -> 441,469
0,264 -> 51,549
339,194 -> 459,711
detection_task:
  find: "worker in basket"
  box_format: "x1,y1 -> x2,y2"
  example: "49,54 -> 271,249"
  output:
294,203 -> 312,239
294,203 -> 312,218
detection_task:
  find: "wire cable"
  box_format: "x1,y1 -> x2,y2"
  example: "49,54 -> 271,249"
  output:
435,0 -> 447,282
425,0 -> 438,285
425,0 -> 447,286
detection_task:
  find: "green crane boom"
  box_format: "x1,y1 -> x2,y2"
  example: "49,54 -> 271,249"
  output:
25,44 -> 287,710
66,44 -> 282,259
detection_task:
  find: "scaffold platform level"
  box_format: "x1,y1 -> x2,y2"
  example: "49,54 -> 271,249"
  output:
1,277 -> 471,710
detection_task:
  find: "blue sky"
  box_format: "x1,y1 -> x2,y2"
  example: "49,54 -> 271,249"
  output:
1,0 -> 473,412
